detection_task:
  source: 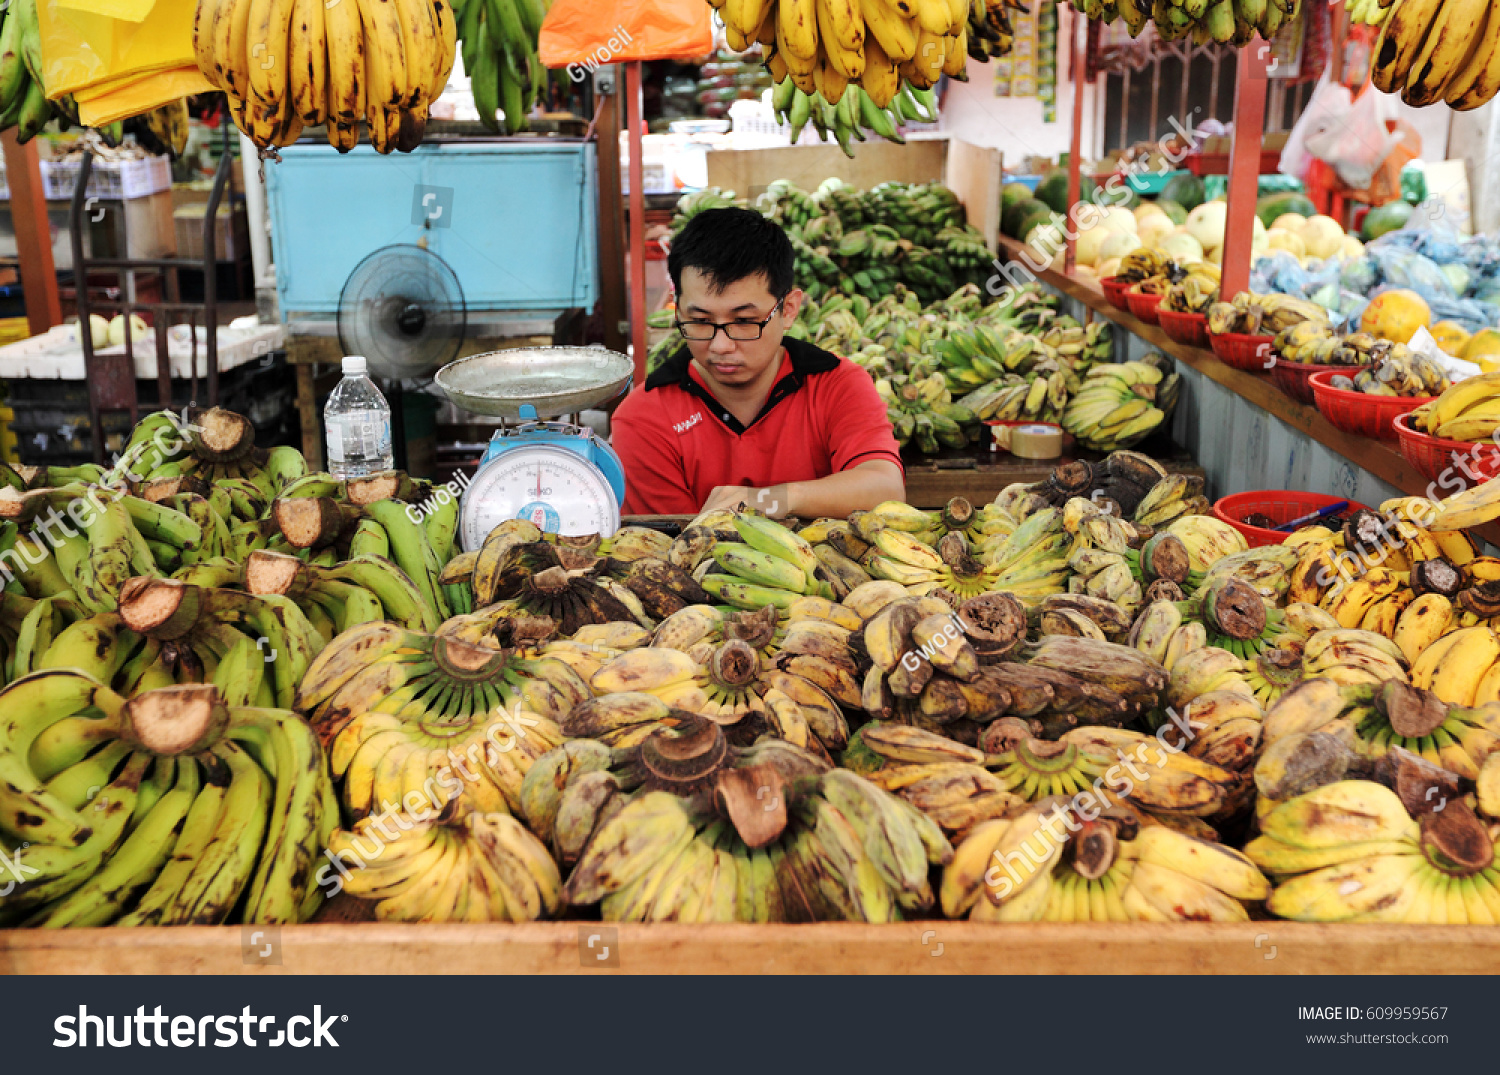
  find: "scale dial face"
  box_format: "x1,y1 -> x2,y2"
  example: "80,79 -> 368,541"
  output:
460,444 -> 621,549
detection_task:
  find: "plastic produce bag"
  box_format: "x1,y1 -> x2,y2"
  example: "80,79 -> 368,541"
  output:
540,0 -> 711,67
34,0 -> 209,109
1281,73 -> 1404,189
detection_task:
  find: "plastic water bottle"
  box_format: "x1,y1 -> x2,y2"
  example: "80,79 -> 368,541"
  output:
324,356 -> 394,478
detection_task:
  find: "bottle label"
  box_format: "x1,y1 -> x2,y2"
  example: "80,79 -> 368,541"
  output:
326,410 -> 391,464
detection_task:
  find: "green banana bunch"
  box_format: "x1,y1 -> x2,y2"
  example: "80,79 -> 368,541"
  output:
456,0 -> 548,135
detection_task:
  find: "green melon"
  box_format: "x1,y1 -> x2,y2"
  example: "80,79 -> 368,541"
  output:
1002,183 -> 1035,213
1161,173 -> 1205,212
1018,207 -> 1063,249
1257,192 -> 1318,229
1004,197 -> 1051,239
1035,168 -> 1099,215
1362,199 -> 1414,241
1154,198 -> 1188,225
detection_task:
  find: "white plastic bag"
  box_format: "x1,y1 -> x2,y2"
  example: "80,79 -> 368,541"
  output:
1280,74 -> 1404,189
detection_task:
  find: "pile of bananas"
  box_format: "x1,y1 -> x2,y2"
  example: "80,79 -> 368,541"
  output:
0,675 -> 333,927
457,0 -> 550,136
1062,0 -> 1300,45
1158,264 -> 1222,315
1248,778 -> 1500,923
1371,0 -> 1500,111
1062,357 -> 1181,451
1111,248 -> 1171,287
330,809 -> 560,922
877,372 -> 976,453
1273,325 -> 1450,401
944,799 -> 1269,922
1207,292 -> 1330,337
191,0 -> 463,151
1409,372 -> 1500,442
522,718 -> 952,922
683,179 -> 990,305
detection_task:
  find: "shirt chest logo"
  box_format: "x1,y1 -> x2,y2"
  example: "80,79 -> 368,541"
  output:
673,412 -> 703,435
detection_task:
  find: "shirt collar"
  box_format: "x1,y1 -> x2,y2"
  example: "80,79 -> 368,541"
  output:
643,337 -> 842,435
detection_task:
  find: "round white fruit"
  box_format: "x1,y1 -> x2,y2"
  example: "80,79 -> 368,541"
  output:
1266,228 -> 1307,258
1137,214 -> 1176,249
1186,200 -> 1229,251
1299,215 -> 1346,260
88,314 -> 110,348
1099,206 -> 1138,235
1076,226 -> 1114,267
106,313 -> 149,347
1159,232 -> 1205,264
1270,213 -> 1307,233
1099,230 -> 1144,262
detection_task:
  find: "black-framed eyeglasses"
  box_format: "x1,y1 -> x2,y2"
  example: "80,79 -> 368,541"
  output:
675,294 -> 788,342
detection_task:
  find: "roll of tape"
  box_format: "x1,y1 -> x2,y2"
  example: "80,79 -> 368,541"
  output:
1008,423 -> 1064,460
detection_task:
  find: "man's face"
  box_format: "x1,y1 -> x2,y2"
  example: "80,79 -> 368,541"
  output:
677,268 -> 803,389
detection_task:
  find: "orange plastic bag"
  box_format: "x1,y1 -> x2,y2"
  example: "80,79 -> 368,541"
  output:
539,0 -> 711,68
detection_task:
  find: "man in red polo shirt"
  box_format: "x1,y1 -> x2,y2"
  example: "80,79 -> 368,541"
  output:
612,207 -> 905,517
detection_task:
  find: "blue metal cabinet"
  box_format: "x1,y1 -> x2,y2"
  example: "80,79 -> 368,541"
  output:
264,141 -> 598,315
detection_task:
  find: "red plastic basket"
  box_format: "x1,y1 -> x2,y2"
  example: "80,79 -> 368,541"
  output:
1126,290 -> 1164,325
1157,308 -> 1209,348
1213,492 -> 1372,547
1208,331 -> 1277,372
1271,360 -> 1369,406
1101,276 -> 1133,310
1394,413 -> 1500,488
1309,370 -> 1431,441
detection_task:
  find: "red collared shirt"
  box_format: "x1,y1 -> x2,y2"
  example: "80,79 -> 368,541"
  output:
611,338 -> 903,515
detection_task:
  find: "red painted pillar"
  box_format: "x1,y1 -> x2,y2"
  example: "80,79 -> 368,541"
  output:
1220,57 -> 1270,300
1065,8 -> 1085,276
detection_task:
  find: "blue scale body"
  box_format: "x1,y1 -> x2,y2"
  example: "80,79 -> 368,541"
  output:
475,404 -> 627,510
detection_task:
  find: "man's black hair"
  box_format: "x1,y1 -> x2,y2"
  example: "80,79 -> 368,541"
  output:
667,207 -> 795,299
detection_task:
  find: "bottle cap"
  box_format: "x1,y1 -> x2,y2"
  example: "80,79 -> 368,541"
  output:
342,356 -> 368,375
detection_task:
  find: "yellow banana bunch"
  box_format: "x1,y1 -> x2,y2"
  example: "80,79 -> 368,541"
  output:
1248,780 -> 1500,924
944,800 -> 1268,923
191,0 -> 459,151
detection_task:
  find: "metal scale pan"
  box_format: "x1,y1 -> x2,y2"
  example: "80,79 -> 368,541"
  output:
434,346 -> 633,419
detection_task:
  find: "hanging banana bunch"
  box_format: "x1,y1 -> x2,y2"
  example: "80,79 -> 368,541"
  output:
0,0 -> 83,143
1371,0 -> 1500,112
191,0 -> 460,152
455,0 -> 550,135
1059,0 -> 1300,46
713,0 -> 987,155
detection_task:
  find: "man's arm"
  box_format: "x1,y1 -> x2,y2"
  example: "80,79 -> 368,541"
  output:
700,460 -> 905,518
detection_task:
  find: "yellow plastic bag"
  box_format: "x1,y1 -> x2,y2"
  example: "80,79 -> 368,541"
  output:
36,0 -> 211,111
77,65 -> 212,126
539,0 -> 711,68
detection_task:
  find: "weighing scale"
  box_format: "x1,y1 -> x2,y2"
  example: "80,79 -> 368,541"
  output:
434,347 -> 634,548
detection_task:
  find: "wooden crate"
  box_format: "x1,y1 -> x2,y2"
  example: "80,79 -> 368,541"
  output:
2,921 -> 1495,974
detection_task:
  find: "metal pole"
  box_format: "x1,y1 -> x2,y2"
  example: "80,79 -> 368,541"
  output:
626,61 -> 647,384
